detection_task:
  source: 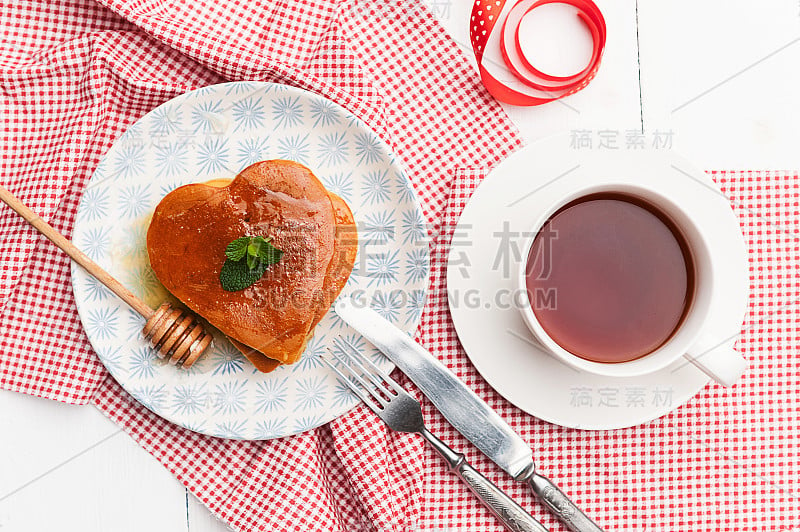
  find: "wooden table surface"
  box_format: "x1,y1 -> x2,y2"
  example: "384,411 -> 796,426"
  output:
2,1 -> 799,530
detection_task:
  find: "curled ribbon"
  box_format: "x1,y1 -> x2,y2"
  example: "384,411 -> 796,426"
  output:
470,0 -> 606,106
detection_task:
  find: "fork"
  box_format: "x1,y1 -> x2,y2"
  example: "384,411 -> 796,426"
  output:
325,342 -> 549,532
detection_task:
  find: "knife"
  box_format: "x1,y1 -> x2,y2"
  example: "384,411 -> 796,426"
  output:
335,298 -> 605,532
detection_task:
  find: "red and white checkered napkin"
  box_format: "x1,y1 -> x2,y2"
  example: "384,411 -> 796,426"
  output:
1,1 -> 799,530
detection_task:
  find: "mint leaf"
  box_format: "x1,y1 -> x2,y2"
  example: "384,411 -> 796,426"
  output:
247,241 -> 259,257
246,252 -> 258,270
225,237 -> 250,261
256,240 -> 283,264
220,257 -> 270,291
221,234 -> 283,292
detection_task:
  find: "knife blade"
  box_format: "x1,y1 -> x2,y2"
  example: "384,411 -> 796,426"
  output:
335,298 -> 605,532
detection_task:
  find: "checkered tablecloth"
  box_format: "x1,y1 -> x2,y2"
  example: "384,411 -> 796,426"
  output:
2,1 -> 798,530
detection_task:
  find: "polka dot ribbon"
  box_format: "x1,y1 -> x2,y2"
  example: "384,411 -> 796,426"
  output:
470,0 -> 606,106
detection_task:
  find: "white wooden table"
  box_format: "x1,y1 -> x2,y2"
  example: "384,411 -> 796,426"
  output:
2,2 -> 798,530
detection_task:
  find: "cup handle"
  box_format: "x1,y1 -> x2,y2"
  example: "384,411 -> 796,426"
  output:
683,335 -> 747,387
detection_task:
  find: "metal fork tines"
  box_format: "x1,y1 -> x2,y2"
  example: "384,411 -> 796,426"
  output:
324,340 -> 549,532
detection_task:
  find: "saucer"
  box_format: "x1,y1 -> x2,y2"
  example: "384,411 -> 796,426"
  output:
446,135 -> 749,430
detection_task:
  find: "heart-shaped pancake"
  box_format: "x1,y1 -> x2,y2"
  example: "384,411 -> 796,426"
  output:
147,160 -> 341,366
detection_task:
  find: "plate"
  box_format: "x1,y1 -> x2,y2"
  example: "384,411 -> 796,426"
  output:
447,135 -> 749,430
71,82 -> 430,440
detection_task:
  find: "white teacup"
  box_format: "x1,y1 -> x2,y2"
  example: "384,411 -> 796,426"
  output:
516,182 -> 746,387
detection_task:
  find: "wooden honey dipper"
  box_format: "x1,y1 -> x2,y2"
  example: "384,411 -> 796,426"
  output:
0,184 -> 213,367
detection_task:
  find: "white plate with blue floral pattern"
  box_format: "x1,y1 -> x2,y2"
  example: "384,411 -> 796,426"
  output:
71,82 -> 429,440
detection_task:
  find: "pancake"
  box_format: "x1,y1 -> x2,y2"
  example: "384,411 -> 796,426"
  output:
228,191 -> 357,372
147,160 -> 339,366
316,193 -> 359,327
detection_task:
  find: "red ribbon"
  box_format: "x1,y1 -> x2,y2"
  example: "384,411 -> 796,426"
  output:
470,0 -> 606,106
